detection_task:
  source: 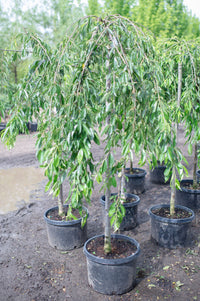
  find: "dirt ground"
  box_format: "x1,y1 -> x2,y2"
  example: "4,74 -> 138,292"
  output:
0,126 -> 200,301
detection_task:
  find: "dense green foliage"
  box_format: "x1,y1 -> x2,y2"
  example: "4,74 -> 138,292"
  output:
87,0 -> 200,39
1,0 -> 200,120
1,15 -> 194,252
0,1 -> 200,249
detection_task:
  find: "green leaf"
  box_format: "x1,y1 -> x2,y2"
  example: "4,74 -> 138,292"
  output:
110,215 -> 115,226
175,179 -> 180,190
108,153 -> 115,168
163,265 -> 170,270
120,204 -> 126,217
101,160 -> 107,174
188,143 -> 193,155
94,132 -> 100,145
110,176 -> 117,187
37,150 -> 44,163
45,180 -> 52,192
53,156 -> 59,168
77,149 -> 84,164
109,202 -> 116,217
96,173 -> 102,184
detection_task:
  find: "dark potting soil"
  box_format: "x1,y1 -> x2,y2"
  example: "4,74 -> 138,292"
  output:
181,182 -> 200,191
86,236 -> 137,259
125,169 -> 142,175
47,207 -> 81,221
124,196 -> 137,203
111,195 -> 137,204
152,207 -> 192,219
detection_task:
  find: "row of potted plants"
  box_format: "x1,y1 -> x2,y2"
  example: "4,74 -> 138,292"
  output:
1,16 -> 199,295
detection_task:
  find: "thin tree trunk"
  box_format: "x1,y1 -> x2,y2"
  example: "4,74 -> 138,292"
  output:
104,50 -> 112,254
58,183 -> 64,216
129,142 -> 134,173
170,166 -> 176,216
193,142 -> 198,189
170,61 -> 182,217
14,65 -> 18,84
104,159 -> 111,254
177,62 -> 182,108
176,61 -> 182,140
120,166 -> 126,202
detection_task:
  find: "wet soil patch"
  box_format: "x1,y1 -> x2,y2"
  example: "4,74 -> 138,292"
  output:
151,207 -> 192,219
86,236 -> 137,259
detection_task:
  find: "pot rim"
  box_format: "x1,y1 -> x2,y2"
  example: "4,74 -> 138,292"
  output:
83,234 -> 140,265
149,203 -> 195,224
125,168 -> 147,178
180,179 -> 200,194
44,204 -> 89,226
100,193 -> 140,208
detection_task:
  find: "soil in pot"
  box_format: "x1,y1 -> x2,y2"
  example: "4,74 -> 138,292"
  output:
47,206 -> 81,221
83,234 -> 140,295
149,204 -> 195,249
44,205 -> 88,251
149,161 -> 170,184
175,179 -> 200,211
100,193 -> 140,230
86,236 -> 137,259
124,168 -> 146,194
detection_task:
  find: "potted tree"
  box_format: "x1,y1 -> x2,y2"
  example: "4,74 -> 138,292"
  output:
1,31 -> 99,250
172,39 -> 200,211
124,150 -> 147,194
61,15 -> 176,294
149,38 -> 196,249
149,134 -> 195,249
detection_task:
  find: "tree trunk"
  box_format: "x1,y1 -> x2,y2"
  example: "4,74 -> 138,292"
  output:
120,166 -> 126,202
170,166 -> 176,216
14,65 -> 18,84
58,183 -> 64,216
177,62 -> 182,108
176,61 -> 182,139
104,49 -> 112,254
193,142 -> 198,189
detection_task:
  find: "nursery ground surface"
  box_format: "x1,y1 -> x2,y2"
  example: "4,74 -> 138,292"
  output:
0,125 -> 200,301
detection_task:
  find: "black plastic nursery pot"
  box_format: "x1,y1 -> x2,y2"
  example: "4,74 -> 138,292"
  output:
44,205 -> 88,251
0,122 -> 6,132
149,162 -> 169,184
83,234 -> 140,295
149,204 -> 195,249
124,168 -> 146,194
175,179 -> 200,211
27,121 -> 38,132
100,193 -> 140,231
197,170 -> 200,183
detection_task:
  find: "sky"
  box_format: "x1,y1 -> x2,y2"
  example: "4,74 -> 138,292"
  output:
1,0 -> 200,20
183,0 -> 200,19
